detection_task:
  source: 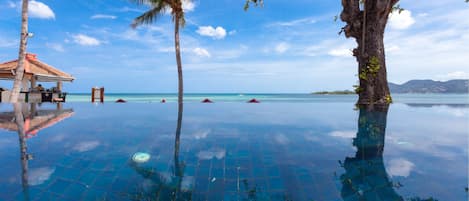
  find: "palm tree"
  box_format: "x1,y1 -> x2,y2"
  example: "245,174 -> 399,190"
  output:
130,0 -> 186,107
10,0 -> 30,102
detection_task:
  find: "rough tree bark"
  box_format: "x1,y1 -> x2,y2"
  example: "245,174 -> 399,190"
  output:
341,0 -> 398,105
10,0 -> 29,102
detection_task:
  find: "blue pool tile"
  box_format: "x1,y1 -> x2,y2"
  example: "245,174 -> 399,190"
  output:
110,177 -> 131,193
14,187 -> 44,201
48,178 -> 71,195
92,175 -> 116,190
33,192 -> 66,201
268,177 -> 284,190
71,159 -> 93,169
63,182 -> 87,199
81,188 -> 107,201
211,168 -> 224,178
77,170 -> 98,185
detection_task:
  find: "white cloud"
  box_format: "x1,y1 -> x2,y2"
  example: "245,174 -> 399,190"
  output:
389,10 -> 415,30
46,43 -> 64,52
275,42 -> 290,54
7,1 -> 16,8
91,14 -> 117,20
268,17 -> 316,27
197,148 -> 225,160
329,130 -> 356,138
386,44 -> 400,52
437,71 -> 469,80
228,30 -> 237,35
28,167 -> 55,186
29,0 -> 55,19
274,134 -> 289,145
196,26 -> 227,40
215,45 -> 248,59
328,48 -> 352,57
0,36 -> 17,48
417,13 -> 429,17
182,0 -> 195,12
73,141 -> 100,152
386,158 -> 415,177
193,129 -> 210,139
193,47 -> 211,57
72,34 -> 101,46
181,176 -> 194,190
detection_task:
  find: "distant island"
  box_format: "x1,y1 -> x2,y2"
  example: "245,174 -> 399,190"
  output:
313,79 -> 469,94
313,90 -> 355,95
389,79 -> 468,93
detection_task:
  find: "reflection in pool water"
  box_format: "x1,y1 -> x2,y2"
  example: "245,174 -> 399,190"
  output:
340,105 -> 438,201
0,102 -> 466,201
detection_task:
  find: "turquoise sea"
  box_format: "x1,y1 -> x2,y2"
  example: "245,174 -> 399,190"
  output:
68,93 -> 469,104
0,93 -> 467,200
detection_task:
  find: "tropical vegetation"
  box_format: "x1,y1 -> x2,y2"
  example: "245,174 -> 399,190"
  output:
130,0 -> 187,107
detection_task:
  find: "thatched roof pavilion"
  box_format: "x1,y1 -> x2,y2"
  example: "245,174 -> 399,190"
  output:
0,53 -> 74,91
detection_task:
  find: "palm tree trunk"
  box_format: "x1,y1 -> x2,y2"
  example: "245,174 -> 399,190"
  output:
10,0 -> 29,103
174,15 -> 184,106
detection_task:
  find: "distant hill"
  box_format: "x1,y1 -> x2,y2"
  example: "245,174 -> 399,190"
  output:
389,79 -> 469,93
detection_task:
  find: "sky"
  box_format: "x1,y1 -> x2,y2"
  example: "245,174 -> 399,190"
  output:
0,0 -> 468,93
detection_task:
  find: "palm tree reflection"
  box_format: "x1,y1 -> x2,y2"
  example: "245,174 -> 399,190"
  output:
14,103 -> 31,201
0,103 -> 74,201
130,102 -> 192,200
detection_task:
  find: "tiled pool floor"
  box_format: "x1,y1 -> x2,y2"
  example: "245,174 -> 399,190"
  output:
0,102 -> 467,201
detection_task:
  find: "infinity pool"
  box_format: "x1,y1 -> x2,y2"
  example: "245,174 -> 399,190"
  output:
0,102 -> 467,201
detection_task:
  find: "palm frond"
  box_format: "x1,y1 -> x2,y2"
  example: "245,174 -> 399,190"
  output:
131,0 -> 169,28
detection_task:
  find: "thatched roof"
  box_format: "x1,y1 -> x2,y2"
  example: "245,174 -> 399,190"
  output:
0,53 -> 74,82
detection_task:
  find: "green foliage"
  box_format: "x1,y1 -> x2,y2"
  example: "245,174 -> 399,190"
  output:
244,0 -> 263,11
359,56 -> 381,81
385,94 -> 393,104
130,0 -> 186,28
314,90 -> 355,95
359,70 -> 368,81
353,85 -> 363,94
392,4 -> 405,14
367,56 -> 381,74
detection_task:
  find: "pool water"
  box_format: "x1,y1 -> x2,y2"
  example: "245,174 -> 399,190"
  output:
0,102 -> 467,201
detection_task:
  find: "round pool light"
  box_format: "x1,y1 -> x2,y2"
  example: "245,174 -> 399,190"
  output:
132,152 -> 151,163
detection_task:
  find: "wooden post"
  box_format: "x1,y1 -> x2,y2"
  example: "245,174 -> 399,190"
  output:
91,88 -> 95,103
57,81 -> 62,92
91,87 -> 104,103
30,76 -> 36,90
100,87 -> 104,103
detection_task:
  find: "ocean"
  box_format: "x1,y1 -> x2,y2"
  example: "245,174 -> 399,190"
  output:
67,93 -> 469,104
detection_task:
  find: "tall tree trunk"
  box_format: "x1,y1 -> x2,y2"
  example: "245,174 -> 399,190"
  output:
10,0 -> 29,103
341,0 -> 398,105
174,15 -> 184,107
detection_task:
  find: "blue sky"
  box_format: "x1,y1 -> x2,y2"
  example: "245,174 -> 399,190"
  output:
0,0 -> 468,93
